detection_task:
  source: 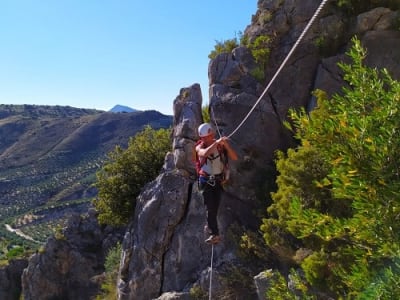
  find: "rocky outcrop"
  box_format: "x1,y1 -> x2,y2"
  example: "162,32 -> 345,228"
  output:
20,1 -> 400,299
0,258 -> 28,300
118,85 -> 210,300
21,209 -> 124,300
118,1 -> 400,299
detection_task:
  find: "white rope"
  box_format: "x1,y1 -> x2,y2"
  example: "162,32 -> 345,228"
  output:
208,244 -> 214,300
227,0 -> 330,139
203,2 -> 329,298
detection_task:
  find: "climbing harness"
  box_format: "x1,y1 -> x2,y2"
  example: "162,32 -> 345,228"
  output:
206,175 -> 217,187
226,0 -> 330,139
209,243 -> 214,300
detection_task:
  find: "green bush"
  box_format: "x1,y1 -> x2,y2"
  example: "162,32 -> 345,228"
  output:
262,37 -> 400,298
95,243 -> 122,300
93,126 -> 171,226
104,242 -> 122,273
6,246 -> 24,259
246,35 -> 271,67
244,34 -> 272,82
202,104 -> 210,123
208,33 -> 271,83
189,284 -> 207,300
208,37 -> 239,60
264,271 -> 296,300
357,260 -> 400,299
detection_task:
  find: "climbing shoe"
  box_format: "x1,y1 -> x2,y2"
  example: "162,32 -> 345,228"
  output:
205,235 -> 221,244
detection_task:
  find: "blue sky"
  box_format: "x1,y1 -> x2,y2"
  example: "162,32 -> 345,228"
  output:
0,1 -> 257,115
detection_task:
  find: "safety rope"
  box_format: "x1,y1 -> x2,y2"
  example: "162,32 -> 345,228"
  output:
204,2 -> 329,298
209,243 -> 214,300
227,0 -> 330,139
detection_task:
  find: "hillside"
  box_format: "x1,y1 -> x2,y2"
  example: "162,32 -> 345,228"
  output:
0,104 -> 172,244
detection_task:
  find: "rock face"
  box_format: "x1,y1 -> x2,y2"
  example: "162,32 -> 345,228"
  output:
20,1 -> 400,299
21,210 -> 124,300
117,1 -> 400,299
0,258 -> 28,300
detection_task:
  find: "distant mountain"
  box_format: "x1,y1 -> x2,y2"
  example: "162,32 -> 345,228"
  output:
0,104 -> 172,244
109,104 -> 138,113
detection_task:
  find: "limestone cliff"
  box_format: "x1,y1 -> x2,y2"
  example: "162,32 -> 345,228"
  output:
118,1 -> 400,299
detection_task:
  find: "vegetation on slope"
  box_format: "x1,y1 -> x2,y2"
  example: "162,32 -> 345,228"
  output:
0,106 -> 172,262
262,38 -> 400,298
93,126 -> 172,226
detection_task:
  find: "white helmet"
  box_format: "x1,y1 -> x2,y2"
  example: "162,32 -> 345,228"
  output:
198,123 -> 213,137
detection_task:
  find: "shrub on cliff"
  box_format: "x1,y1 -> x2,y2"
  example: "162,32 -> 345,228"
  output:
262,37 -> 400,298
93,126 -> 171,226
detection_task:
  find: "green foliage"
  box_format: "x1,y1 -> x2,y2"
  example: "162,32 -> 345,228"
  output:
104,242 -> 122,273
93,126 -> 171,226
208,34 -> 240,59
6,245 -> 24,259
250,67 -> 266,83
264,271 -> 296,300
257,10 -> 273,26
0,234 -> 36,263
52,223 -> 66,240
0,104 -> 172,253
262,37 -> 400,298
189,284 -> 207,300
202,104 -> 210,123
357,260 -> 400,299
219,263 -> 256,299
96,243 -> 122,300
336,0 -> 400,14
265,268 -> 319,300
246,35 -> 271,67
245,34 -> 272,82
208,32 -> 271,82
0,238 -> 8,261
314,35 -> 326,50
301,250 -> 329,288
336,0 -> 363,12
208,37 -> 239,59
240,230 -> 270,263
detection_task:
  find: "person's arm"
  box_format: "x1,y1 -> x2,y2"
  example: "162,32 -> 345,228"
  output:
196,140 -> 219,158
219,137 -> 238,161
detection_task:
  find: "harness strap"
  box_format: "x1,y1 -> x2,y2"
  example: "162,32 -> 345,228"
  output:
207,153 -> 221,161
199,173 -> 224,187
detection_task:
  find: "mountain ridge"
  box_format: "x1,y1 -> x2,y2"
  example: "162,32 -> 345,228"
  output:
109,104 -> 138,113
0,104 -> 172,245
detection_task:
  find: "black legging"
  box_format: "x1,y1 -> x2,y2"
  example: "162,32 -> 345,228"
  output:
199,178 -> 223,235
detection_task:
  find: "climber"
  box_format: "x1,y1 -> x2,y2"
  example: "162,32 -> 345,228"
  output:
195,123 -> 238,244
